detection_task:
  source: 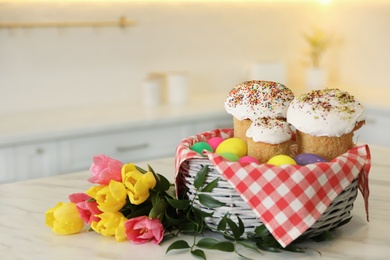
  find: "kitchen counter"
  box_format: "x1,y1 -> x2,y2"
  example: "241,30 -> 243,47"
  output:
1,144 -> 390,260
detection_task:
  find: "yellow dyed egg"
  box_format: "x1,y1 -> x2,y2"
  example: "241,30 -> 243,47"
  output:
267,155 -> 297,166
215,138 -> 247,158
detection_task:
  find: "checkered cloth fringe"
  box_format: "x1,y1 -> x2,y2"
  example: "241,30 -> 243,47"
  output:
174,128 -> 370,248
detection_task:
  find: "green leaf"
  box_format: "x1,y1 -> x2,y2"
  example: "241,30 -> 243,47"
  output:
226,218 -> 244,240
237,215 -> 245,237
194,165 -> 209,190
198,194 -> 226,208
196,238 -> 219,249
135,165 -> 147,174
165,185 -> 177,199
223,233 -> 235,241
124,204 -> 153,219
201,177 -> 219,192
191,249 -> 206,260
157,173 -> 171,192
283,244 -> 306,253
263,234 -> 279,246
149,198 -> 168,219
166,240 -> 190,254
164,211 -> 187,225
238,240 -> 260,251
211,241 -> 235,252
148,165 -> 163,191
217,217 -> 227,231
177,221 -> 199,233
147,164 -> 155,174
254,225 -> 270,238
192,206 -> 214,218
256,241 -> 281,253
166,197 -> 190,210
235,251 -> 253,260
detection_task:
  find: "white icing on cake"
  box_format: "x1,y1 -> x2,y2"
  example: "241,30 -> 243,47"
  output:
246,117 -> 292,144
287,88 -> 366,137
224,80 -> 294,121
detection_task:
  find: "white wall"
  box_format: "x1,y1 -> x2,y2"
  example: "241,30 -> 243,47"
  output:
1,0 -> 389,115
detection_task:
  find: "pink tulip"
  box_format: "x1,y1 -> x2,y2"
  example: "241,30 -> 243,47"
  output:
69,193 -> 102,225
88,154 -> 123,185
124,216 -> 164,244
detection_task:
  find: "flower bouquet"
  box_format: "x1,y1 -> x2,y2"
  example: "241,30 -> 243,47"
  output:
45,155 -> 171,243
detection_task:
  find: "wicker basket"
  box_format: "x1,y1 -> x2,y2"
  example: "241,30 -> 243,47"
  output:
178,148 -> 359,241
182,158 -> 358,238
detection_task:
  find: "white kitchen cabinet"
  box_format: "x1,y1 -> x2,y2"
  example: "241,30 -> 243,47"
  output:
14,142 -> 58,181
57,117 -> 233,175
357,108 -> 390,147
190,117 -> 233,135
58,124 -> 190,174
0,117 -> 233,182
0,147 -> 15,183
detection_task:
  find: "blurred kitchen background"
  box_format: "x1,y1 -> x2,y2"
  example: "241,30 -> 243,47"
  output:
1,0 -> 389,182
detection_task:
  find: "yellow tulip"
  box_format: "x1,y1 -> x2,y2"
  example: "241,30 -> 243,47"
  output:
91,211 -> 127,239
87,180 -> 127,212
45,202 -> 84,235
115,215 -> 129,242
121,163 -> 156,205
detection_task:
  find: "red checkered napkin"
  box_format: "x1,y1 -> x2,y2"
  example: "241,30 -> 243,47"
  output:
174,129 -> 371,248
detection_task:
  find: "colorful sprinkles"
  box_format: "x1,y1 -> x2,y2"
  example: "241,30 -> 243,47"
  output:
253,117 -> 291,133
295,88 -> 362,120
225,80 -> 294,116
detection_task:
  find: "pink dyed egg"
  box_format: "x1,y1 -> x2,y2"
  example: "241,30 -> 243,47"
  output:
238,156 -> 260,164
207,137 -> 225,151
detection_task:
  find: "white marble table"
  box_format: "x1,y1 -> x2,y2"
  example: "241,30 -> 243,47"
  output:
1,144 -> 390,260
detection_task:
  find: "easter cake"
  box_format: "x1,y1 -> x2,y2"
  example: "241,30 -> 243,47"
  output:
224,80 -> 294,142
174,82 -> 371,248
287,88 -> 366,161
246,117 -> 292,163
